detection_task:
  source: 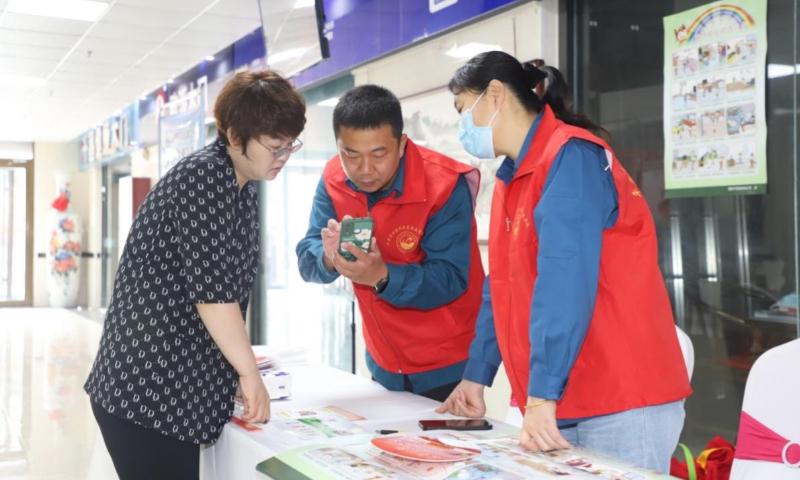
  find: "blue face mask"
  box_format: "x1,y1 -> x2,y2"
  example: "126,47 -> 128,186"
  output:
458,90 -> 500,159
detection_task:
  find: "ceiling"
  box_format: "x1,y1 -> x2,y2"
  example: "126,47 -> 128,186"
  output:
0,0 -> 264,142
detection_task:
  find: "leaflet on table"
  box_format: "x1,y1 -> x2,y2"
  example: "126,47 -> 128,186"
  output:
256,433 -> 676,480
235,405 -> 371,444
276,405 -> 366,421
272,405 -> 369,441
256,355 -> 278,371
252,346 -> 309,369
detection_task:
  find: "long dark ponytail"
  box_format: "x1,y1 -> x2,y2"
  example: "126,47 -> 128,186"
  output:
449,51 -> 609,141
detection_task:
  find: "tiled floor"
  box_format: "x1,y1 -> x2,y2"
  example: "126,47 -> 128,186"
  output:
0,308 -> 118,480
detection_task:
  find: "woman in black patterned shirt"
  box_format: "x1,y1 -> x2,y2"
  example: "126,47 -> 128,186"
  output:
84,70 -> 306,480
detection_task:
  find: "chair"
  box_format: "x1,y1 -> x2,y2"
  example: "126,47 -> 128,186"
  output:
730,339 -> 800,480
676,325 -> 695,381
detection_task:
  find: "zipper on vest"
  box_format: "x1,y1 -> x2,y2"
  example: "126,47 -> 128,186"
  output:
506,217 -> 510,232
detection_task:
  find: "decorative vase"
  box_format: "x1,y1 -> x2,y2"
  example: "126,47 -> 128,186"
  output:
46,176 -> 82,308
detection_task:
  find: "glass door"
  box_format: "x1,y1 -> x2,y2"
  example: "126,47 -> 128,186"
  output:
0,160 -> 32,305
254,76 -> 358,372
100,161 -> 132,308
262,163 -> 356,372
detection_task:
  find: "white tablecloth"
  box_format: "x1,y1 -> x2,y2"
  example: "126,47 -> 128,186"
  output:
200,366 -> 678,480
200,365 -> 474,480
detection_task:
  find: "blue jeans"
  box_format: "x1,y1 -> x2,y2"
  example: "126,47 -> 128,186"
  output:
558,401 -> 685,473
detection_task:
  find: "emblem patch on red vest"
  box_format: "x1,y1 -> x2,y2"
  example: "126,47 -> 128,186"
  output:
396,230 -> 419,253
386,225 -> 422,254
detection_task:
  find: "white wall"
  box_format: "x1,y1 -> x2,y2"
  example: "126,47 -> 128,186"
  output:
0,142 -> 34,160
352,0 -> 560,93
130,145 -> 160,186
32,142 -> 102,309
347,0 -> 560,421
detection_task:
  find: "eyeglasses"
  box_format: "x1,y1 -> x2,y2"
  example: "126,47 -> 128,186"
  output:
258,138 -> 303,159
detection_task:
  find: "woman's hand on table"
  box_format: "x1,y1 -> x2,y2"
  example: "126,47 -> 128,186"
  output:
195,302 -> 271,424
435,380 -> 486,418
519,397 -> 571,452
239,372 -> 271,424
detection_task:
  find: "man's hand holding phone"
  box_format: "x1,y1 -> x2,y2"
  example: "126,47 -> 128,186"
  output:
321,216 -> 389,288
337,236 -> 388,287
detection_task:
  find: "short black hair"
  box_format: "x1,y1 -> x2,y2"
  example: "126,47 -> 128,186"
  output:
333,85 -> 403,140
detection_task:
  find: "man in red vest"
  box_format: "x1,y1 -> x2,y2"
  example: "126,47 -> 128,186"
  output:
296,85 -> 485,401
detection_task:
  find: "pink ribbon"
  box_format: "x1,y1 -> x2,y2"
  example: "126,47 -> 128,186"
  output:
735,411 -> 800,467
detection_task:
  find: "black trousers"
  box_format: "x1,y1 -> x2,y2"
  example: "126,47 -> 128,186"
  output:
91,401 -> 200,480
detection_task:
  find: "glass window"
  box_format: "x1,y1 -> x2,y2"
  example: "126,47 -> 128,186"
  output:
100,161 -> 132,308
259,76 -> 357,372
568,0 -> 799,452
0,166 -> 29,303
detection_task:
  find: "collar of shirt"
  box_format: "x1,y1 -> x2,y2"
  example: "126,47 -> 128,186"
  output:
214,139 -> 255,196
345,153 -> 407,207
215,138 -> 233,164
496,110 -> 543,185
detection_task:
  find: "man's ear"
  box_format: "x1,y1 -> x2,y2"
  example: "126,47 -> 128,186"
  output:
399,133 -> 408,153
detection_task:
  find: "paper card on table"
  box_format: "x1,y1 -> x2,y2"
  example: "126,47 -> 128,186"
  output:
257,444 -> 467,480
322,405 -> 367,421
371,435 -> 481,462
276,405 -> 366,421
255,355 -> 277,371
270,416 -> 369,441
256,433 -> 677,480
265,405 -> 371,442
477,435 -> 668,479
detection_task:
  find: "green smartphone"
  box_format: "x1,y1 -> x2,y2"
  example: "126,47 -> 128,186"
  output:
339,217 -> 374,261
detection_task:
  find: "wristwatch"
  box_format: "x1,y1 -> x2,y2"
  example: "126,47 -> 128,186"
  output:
373,274 -> 390,294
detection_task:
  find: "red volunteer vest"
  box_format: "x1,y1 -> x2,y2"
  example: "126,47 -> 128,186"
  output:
323,140 -> 485,374
490,106 -> 692,419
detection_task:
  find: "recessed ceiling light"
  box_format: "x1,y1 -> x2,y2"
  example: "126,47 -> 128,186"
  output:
205,55 -> 215,61
7,0 -> 109,22
167,79 -> 174,84
294,0 -> 315,9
